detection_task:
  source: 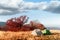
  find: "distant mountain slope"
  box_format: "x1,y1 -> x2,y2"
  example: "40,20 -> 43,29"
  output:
47,27 -> 60,30
0,22 -> 6,26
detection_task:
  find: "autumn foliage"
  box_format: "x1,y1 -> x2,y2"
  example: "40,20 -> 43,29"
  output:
0,16 -> 46,31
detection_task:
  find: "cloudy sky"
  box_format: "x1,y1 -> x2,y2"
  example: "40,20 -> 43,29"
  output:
0,0 -> 60,27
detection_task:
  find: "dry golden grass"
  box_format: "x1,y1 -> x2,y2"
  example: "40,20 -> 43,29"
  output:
0,30 -> 60,40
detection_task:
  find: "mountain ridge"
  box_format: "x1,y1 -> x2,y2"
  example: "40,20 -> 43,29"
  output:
0,22 -> 5,26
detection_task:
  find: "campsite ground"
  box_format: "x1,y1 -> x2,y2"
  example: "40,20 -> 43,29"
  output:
0,30 -> 60,40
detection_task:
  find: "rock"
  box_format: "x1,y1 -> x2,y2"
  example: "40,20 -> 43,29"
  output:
31,29 -> 42,36
41,29 -> 51,35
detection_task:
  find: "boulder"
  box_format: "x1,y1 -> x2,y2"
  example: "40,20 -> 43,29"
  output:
31,29 -> 42,36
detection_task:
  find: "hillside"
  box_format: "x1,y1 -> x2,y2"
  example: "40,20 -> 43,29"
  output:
0,30 -> 60,40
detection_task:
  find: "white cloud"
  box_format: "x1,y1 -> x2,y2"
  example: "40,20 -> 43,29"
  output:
19,2 -> 48,10
22,1 -> 60,13
0,0 -> 60,15
0,0 -> 23,8
0,0 -> 25,15
44,1 -> 60,13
